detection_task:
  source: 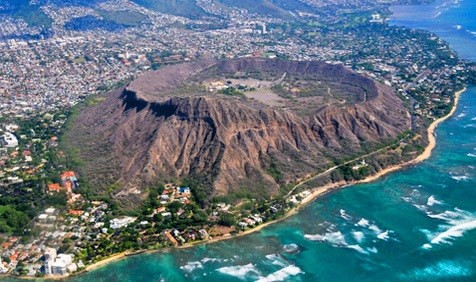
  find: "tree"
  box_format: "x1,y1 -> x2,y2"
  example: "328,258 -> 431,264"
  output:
219,213 -> 236,227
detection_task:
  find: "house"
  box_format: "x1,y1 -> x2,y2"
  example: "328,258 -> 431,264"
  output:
155,207 -> 166,213
38,214 -> 48,222
109,217 -> 137,229
176,186 -> 191,198
43,247 -> 57,275
198,229 -> 209,240
60,171 -> 79,190
48,183 -> 61,193
164,231 -> 178,247
68,210 -> 84,216
51,253 -> 73,276
1,132 -> 18,148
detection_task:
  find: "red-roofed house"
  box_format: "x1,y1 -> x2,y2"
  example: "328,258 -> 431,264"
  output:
61,171 -> 79,190
68,210 -> 84,216
48,183 -> 61,193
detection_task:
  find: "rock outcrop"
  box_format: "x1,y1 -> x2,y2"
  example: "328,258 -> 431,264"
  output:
66,58 -> 409,206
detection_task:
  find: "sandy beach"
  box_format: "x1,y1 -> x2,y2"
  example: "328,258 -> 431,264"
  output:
360,87 -> 466,183
60,87 -> 467,277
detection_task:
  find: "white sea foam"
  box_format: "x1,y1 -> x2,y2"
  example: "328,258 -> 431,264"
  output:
402,260 -> 472,279
414,204 -> 428,212
356,218 -> 369,227
181,261 -> 203,273
368,224 -> 382,234
340,209 -> 352,220
426,208 -> 470,222
449,172 -> 471,181
472,117 -> 476,121
282,244 -> 300,254
347,244 -> 368,254
257,265 -> 303,282
456,112 -> 466,119
217,263 -> 261,279
377,230 -> 390,241
401,196 -> 412,203
304,231 -> 346,245
367,247 -> 378,254
422,243 -> 432,249
427,195 -> 443,206
305,231 -> 369,254
422,208 -> 476,248
265,254 -> 287,267
451,174 -> 470,181
432,11 -> 442,18
352,231 -> 365,243
467,153 -> 476,158
201,257 -> 225,264
429,220 -> 476,245
181,257 -> 226,272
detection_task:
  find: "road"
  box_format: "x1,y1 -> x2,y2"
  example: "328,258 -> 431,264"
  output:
285,134 -> 410,197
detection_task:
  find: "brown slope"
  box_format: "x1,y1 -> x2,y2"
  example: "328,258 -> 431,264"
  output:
67,59 -> 409,207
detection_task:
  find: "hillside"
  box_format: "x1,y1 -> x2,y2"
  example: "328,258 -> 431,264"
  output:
64,58 -> 410,208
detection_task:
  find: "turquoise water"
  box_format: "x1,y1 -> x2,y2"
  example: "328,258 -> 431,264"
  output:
69,2 -> 476,282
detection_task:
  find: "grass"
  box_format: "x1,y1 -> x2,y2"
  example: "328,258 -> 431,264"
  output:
73,56 -> 87,64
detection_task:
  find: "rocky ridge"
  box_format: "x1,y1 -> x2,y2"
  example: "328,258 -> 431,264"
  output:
66,58 -> 410,206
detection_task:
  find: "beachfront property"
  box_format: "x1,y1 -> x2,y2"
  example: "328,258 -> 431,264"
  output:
110,217 -> 137,229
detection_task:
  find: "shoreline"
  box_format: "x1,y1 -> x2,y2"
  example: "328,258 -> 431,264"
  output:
18,87 -> 467,280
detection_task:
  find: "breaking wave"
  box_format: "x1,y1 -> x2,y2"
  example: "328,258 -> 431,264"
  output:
340,209 -> 352,220
257,265 -> 303,282
422,208 -> 476,249
377,230 -> 390,241
217,263 -> 262,279
427,195 -> 443,206
265,254 -> 287,267
181,257 -> 226,273
283,244 -> 300,254
180,261 -> 203,273
352,231 -> 365,243
450,172 -> 471,181
305,231 -> 371,254
356,218 -> 369,227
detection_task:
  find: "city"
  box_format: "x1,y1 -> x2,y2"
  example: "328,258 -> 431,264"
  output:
0,0 -> 475,279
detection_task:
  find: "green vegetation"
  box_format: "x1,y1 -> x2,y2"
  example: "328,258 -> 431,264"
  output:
0,206 -> 29,234
218,87 -> 244,97
15,6 -> 52,28
98,10 -> 148,27
217,0 -> 292,19
130,0 -> 210,19
267,162 -> 283,182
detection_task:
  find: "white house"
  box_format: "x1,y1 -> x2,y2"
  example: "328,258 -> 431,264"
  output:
1,132 -> 18,148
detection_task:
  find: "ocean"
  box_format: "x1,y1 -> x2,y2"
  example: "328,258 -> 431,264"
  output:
54,1 -> 476,281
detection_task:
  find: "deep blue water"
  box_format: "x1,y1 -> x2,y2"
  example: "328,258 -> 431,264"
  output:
63,1 -> 476,281
390,0 -> 476,61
